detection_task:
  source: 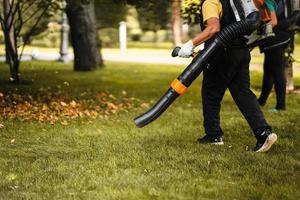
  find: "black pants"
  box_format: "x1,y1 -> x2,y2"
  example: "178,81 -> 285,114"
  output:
202,47 -> 270,138
258,46 -> 286,110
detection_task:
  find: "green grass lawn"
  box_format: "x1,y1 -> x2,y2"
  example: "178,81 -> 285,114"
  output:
0,61 -> 300,199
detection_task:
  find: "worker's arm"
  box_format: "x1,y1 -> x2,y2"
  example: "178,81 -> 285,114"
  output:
192,18 -> 220,45
178,19 -> 220,58
178,0 -> 222,58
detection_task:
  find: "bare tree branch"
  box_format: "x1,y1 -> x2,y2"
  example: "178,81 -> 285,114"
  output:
22,8 -> 42,25
4,0 -> 15,21
6,0 -> 19,32
0,12 -> 5,31
19,3 -> 51,60
20,1 -> 36,17
13,3 -> 23,37
1,0 -> 57,82
7,0 -> 15,15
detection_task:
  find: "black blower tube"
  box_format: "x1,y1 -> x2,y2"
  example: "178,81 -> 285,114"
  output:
134,12 -> 260,128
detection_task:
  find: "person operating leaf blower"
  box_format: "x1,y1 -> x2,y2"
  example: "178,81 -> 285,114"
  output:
177,0 -> 277,152
134,0 -> 278,152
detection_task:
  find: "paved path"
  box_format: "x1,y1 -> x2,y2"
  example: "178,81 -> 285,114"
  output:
102,49 -> 192,65
0,49 -> 191,65
0,48 -> 299,72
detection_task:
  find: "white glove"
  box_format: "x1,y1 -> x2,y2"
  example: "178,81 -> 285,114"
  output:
178,40 -> 194,58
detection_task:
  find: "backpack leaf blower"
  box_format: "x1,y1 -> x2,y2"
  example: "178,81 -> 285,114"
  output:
134,0 -> 268,128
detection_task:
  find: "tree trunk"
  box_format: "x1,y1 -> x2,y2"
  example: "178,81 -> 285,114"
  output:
172,0 -> 182,46
3,0 -> 19,82
66,0 -> 103,71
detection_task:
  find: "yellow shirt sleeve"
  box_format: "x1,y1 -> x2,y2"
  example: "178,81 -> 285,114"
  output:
202,0 -> 222,24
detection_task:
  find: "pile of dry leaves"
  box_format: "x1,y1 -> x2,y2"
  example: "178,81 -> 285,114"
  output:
0,91 -> 147,125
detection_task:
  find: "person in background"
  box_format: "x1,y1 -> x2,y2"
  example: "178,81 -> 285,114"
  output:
258,0 -> 295,112
177,0 -> 277,152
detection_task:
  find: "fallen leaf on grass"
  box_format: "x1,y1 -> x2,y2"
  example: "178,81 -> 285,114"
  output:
60,101 -> 67,106
141,103 -> 150,108
9,185 -> 18,190
122,90 -> 127,96
70,100 -> 77,107
63,81 -> 70,86
61,121 -> 68,126
106,102 -> 118,110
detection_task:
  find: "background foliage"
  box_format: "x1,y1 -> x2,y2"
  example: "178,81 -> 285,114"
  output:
181,0 -> 201,24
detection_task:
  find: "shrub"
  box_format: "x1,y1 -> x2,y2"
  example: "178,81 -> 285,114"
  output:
99,28 -> 119,48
